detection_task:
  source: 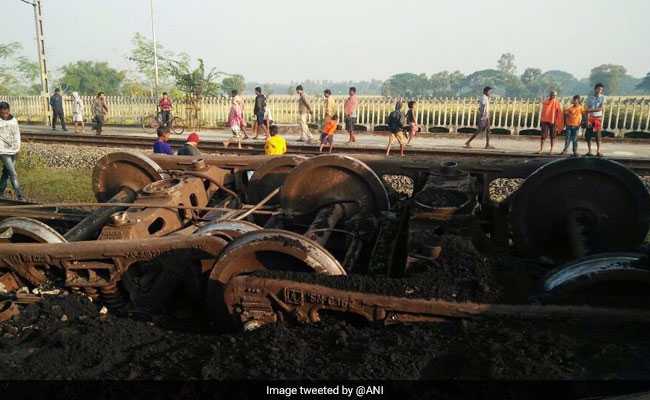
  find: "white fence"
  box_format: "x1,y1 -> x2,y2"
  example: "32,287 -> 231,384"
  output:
2,95 -> 650,137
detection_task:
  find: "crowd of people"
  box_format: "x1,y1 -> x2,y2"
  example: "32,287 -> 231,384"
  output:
0,83 -> 609,201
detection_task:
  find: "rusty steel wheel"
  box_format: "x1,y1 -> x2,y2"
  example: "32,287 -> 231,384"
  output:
0,217 -> 67,288
541,253 -> 650,308
194,220 -> 261,242
246,155 -> 308,205
206,229 -> 346,323
280,154 -> 390,217
92,151 -> 164,202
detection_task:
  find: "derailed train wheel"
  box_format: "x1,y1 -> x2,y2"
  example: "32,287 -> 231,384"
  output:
541,253 -> 650,308
0,217 -> 67,289
280,154 -> 390,216
92,151 -> 164,202
509,158 -> 650,262
246,155 -> 307,206
205,229 -> 346,325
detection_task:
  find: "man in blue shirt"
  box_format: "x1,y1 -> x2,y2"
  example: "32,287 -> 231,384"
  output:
153,127 -> 174,155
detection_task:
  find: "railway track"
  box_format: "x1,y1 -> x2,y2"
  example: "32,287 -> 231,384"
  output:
21,129 -> 650,174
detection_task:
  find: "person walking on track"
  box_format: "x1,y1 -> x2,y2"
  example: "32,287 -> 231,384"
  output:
537,90 -> 564,154
50,88 -> 67,131
296,85 -> 314,143
252,87 -> 268,139
92,92 -> 109,135
465,86 -> 494,149
585,83 -> 606,157
71,92 -> 85,133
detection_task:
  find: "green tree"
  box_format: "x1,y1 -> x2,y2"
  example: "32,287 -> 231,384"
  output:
0,42 -> 40,95
429,71 -> 465,97
637,72 -> 650,93
542,70 -> 589,96
382,73 -> 429,97
589,64 -> 627,95
221,74 -> 245,95
59,61 -> 125,95
497,53 -> 517,75
127,32 -> 189,94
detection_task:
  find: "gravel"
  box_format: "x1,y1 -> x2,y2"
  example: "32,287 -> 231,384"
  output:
19,143 -> 145,169
488,178 -> 525,204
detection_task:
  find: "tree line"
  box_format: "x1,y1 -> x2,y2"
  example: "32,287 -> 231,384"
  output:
1,42 -> 649,99
382,54 -> 650,98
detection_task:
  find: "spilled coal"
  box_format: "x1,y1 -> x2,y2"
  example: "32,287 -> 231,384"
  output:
1,236 -> 650,380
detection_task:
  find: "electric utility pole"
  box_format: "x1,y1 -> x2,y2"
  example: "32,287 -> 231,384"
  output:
150,0 -> 160,97
20,0 -> 49,95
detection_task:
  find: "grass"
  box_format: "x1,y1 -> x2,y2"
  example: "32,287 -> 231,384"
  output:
11,153 -> 95,204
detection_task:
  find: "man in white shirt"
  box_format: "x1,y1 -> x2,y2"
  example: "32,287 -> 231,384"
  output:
0,101 -> 24,200
465,86 -> 494,149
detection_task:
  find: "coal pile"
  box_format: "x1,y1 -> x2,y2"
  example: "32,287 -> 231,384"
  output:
3,293 -> 650,380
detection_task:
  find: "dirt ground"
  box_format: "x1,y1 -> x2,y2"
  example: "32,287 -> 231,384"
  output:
2,236 -> 650,381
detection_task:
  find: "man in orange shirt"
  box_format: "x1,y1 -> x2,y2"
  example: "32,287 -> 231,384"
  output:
560,95 -> 584,156
319,115 -> 338,153
537,90 -> 563,154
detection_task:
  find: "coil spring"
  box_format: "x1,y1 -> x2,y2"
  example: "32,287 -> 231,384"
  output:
99,281 -> 128,311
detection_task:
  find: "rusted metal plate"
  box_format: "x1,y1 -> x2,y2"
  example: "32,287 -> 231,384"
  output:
225,276 -> 650,330
93,152 -> 164,202
246,155 -> 307,205
280,154 -> 390,217
0,235 -> 228,288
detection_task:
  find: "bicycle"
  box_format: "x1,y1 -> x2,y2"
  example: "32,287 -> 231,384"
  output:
141,107 -> 185,135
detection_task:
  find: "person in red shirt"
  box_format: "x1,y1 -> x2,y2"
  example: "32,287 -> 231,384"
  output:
537,90 -> 563,154
159,92 -> 173,127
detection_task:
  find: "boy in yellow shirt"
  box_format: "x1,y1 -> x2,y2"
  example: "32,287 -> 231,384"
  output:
319,115 -> 338,153
264,125 -> 287,156
560,95 -> 584,156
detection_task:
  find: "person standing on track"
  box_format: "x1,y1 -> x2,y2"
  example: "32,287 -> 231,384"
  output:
344,87 -> 359,143
0,102 -> 25,201
71,92 -> 85,134
159,92 -> 173,127
585,83 -> 606,157
537,90 -> 563,154
465,86 -> 494,149
92,92 -> 109,135
560,95 -> 584,156
49,88 -> 67,132
252,87 -> 268,139
296,85 -> 314,143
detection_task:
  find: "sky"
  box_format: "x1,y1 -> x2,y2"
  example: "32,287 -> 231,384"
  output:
5,0 -> 650,83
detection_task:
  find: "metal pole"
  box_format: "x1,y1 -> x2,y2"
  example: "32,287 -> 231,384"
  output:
31,0 -> 48,95
149,0 -> 160,98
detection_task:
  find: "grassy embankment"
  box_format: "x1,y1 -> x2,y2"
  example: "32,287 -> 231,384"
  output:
12,152 -> 94,203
